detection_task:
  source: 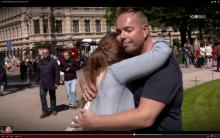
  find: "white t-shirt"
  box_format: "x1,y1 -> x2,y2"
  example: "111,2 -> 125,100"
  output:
205,46 -> 212,56
200,47 -> 206,57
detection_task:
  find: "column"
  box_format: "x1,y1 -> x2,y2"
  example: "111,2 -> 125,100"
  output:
40,17 -> 43,34
79,18 -> 84,33
65,8 -> 71,35
12,28 -> 14,40
48,17 -> 51,35
91,18 -> 95,33
15,27 -> 17,39
21,21 -> 28,38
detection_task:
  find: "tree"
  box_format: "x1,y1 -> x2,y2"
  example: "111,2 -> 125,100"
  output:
104,7 -> 220,47
104,7 -> 190,46
144,7 -> 193,47
104,7 -> 117,32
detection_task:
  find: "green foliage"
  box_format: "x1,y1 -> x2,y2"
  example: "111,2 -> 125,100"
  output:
104,7 -> 220,46
104,7 -> 117,27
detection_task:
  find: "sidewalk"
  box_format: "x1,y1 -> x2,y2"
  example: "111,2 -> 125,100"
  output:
0,67 -> 220,131
181,66 -> 220,89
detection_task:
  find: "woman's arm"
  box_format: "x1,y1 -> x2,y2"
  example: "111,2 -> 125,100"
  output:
88,69 -> 135,115
110,40 -> 171,84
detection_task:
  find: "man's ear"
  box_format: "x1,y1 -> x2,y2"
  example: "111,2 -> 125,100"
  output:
143,24 -> 149,39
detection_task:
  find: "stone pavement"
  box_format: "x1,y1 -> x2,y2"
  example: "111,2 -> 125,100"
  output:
181,66 -> 220,89
0,66 -> 220,131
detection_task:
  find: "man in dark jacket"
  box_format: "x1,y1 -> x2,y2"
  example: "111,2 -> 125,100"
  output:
60,51 -> 80,109
36,47 -> 60,118
0,65 -> 7,96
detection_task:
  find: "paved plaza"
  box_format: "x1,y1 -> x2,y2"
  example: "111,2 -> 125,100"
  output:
1,66 -> 220,131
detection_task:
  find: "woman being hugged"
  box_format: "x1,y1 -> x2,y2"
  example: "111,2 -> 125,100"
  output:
66,32 -> 171,131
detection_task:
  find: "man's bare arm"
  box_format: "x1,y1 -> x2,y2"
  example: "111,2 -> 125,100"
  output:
77,97 -> 165,131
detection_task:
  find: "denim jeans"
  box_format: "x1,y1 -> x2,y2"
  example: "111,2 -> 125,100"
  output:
39,85 -> 56,113
184,55 -> 190,68
64,79 -> 77,106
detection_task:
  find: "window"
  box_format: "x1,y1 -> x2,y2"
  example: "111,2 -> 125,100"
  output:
4,30 -> 6,40
9,29 -> 11,39
106,24 -> 111,32
95,20 -> 101,32
55,20 -> 62,33
34,19 -> 40,34
84,20 -> 90,32
12,28 -> 14,38
72,20 -> 79,32
6,30 -> 8,39
16,27 -> 18,38
26,24 -> 29,36
43,19 -> 48,33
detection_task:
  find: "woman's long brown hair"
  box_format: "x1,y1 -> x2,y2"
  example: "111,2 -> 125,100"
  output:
84,32 -> 125,86
79,33 -> 125,108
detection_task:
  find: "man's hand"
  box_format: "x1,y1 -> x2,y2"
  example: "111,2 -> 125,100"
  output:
79,75 -> 97,101
68,115 -> 83,131
55,84 -> 58,89
70,109 -> 96,130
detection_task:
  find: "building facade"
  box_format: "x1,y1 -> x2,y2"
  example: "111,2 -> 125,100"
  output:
0,7 -> 108,58
0,7 -> 200,61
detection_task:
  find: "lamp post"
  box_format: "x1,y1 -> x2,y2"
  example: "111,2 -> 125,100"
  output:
169,28 -> 172,45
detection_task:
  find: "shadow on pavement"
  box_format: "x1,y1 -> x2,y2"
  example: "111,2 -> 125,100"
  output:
1,84 -> 37,96
56,104 -> 70,113
0,72 -> 38,96
47,104 -> 69,113
212,69 -> 220,72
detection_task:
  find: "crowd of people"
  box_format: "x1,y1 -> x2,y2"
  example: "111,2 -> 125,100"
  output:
176,40 -> 220,70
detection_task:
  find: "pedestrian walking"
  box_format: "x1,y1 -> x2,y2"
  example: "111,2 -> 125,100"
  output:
216,42 -> 220,72
212,45 -> 217,67
36,47 -> 60,118
200,44 -> 206,68
20,60 -> 27,81
60,51 -> 80,109
205,43 -> 213,68
0,65 -> 7,95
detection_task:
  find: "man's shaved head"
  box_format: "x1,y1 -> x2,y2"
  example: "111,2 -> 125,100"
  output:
116,7 -> 148,25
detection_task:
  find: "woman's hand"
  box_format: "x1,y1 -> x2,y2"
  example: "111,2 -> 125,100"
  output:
79,75 -> 97,101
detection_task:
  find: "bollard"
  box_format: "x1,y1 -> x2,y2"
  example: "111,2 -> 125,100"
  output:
212,72 -> 214,81
195,76 -> 197,86
27,67 -> 30,84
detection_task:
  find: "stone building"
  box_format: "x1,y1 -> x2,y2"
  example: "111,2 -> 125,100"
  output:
0,7 -> 200,62
0,7 -> 108,59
